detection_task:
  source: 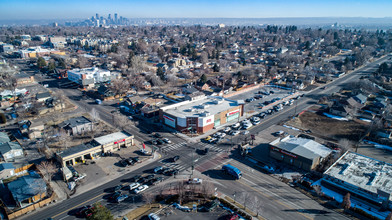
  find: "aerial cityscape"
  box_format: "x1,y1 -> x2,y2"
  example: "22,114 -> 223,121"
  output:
0,1 -> 392,220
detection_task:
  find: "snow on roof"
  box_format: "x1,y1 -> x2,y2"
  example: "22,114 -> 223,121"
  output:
324,152 -> 392,196
93,131 -> 133,145
271,136 -> 332,159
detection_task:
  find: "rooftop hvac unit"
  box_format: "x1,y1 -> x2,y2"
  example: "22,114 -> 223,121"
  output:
213,99 -> 223,104
200,111 -> 210,117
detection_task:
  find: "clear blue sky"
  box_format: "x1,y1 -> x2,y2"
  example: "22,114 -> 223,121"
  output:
0,0 -> 391,20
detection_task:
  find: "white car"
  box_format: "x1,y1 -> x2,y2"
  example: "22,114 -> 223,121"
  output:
231,130 -> 240,136
129,182 -> 140,191
162,138 -> 171,144
187,178 -> 202,184
208,137 -> 217,143
242,123 -> 253,130
134,185 -> 149,194
252,120 -> 260,125
251,116 -> 260,122
223,127 -> 231,133
241,119 -> 250,125
242,130 -> 250,135
232,123 -> 241,129
213,132 -> 222,138
128,116 -> 133,120
219,133 -> 226,138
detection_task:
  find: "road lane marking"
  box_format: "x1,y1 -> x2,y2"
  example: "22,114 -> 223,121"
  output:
51,192 -> 105,219
237,179 -> 313,220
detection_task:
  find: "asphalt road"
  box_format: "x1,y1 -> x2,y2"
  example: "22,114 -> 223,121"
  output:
20,54 -> 391,220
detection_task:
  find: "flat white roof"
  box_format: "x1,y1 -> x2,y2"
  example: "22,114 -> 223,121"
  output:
324,152 -> 392,195
163,96 -> 240,118
271,136 -> 332,159
94,131 -> 132,145
68,67 -> 110,76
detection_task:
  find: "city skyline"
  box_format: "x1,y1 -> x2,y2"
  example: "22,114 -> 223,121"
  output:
0,0 -> 391,20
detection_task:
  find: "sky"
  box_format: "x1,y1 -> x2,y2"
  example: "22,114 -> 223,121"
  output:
0,0 -> 391,20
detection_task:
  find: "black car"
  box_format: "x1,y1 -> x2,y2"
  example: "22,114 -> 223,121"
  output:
113,185 -> 122,192
148,177 -> 164,186
156,139 -> 165,145
161,167 -> 171,174
108,191 -> 122,200
151,140 -> 158,145
142,174 -> 156,183
154,133 -> 162,138
131,157 -> 140,163
126,158 -> 135,165
202,148 -> 209,155
172,155 -> 180,162
130,175 -> 142,182
120,159 -> 128,167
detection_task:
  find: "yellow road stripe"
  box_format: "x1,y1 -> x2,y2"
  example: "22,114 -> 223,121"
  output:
51,192 -> 105,219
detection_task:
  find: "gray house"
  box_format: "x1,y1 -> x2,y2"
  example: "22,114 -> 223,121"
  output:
0,132 -> 11,144
0,142 -> 23,162
59,116 -> 93,135
7,174 -> 47,208
0,163 -> 15,179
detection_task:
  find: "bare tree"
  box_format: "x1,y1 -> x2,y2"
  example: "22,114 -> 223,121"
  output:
175,181 -> 186,205
58,129 -> 71,150
109,78 -> 130,96
338,139 -> 353,154
112,114 -> 130,130
341,193 -> 351,210
37,161 -> 57,183
201,181 -> 215,200
89,108 -> 100,123
143,192 -> 155,208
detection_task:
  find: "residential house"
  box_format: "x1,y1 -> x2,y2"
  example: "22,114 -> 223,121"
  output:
36,92 -> 51,102
195,81 -> 210,91
329,105 -> 349,117
0,132 -> 11,144
27,120 -> 45,139
7,174 -> 47,208
0,163 -> 15,179
14,73 -> 35,86
353,93 -> 367,105
59,116 -> 93,135
0,142 -> 23,162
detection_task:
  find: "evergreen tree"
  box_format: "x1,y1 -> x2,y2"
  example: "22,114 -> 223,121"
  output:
37,57 -> 47,69
157,66 -> 165,80
200,74 -> 207,83
87,203 -> 113,220
48,62 -> 55,72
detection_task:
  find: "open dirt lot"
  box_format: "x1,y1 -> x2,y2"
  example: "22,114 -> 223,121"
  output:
285,107 -> 367,142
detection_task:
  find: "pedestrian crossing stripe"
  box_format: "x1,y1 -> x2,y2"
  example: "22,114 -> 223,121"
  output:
161,141 -> 225,153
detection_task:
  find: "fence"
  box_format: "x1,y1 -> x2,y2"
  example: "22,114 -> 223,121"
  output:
6,192 -> 56,219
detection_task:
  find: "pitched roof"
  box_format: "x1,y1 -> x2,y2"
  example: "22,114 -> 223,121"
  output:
0,163 -> 15,171
0,132 -> 11,144
7,174 -> 46,203
0,142 -> 22,155
59,116 -> 92,129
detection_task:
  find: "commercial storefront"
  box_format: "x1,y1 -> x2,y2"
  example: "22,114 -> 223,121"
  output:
160,96 -> 244,134
56,131 -> 134,167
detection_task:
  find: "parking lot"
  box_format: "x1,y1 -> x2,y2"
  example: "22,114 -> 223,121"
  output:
153,204 -> 232,220
229,85 -> 294,113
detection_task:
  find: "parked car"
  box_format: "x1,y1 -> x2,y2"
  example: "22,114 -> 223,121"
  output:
148,177 -> 164,186
230,130 -> 240,136
76,205 -> 92,217
129,182 -> 140,191
151,139 -> 158,145
208,138 -> 217,143
242,130 -> 250,135
213,132 -> 222,138
153,166 -> 163,173
116,194 -> 128,203
204,136 -> 212,141
128,116 -> 133,120
219,133 -> 226,138
109,191 -> 121,200
120,159 -> 128,167
134,185 -> 149,194
252,120 -> 260,125
131,157 -> 140,163
154,133 -> 162,138
223,127 -> 231,133
232,123 -> 241,129
187,178 -> 202,184
164,168 -> 179,176
172,155 -> 180,162
148,213 -> 160,220
162,138 -> 171,144
126,158 -> 135,165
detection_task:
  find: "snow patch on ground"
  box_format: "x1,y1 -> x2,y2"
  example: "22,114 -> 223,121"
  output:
323,113 -> 349,121
282,124 -> 301,131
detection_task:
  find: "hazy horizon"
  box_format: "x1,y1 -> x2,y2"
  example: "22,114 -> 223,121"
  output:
1,0 -> 391,20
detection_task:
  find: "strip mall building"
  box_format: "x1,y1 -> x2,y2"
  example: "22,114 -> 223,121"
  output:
159,96 -> 244,133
